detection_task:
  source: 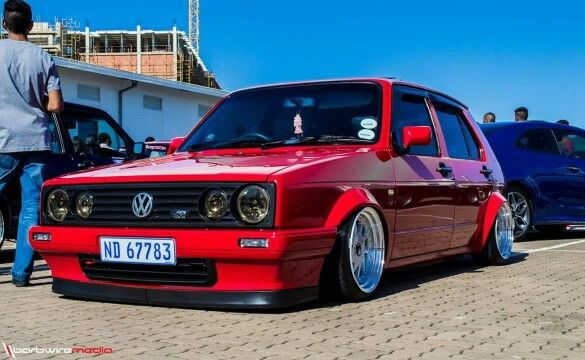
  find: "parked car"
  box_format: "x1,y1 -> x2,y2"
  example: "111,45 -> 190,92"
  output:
31,79 -> 513,309
481,121 -> 585,241
0,103 -> 144,250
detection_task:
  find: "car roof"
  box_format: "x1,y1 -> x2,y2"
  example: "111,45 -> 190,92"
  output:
228,78 -> 469,109
64,102 -> 113,119
480,121 -> 581,132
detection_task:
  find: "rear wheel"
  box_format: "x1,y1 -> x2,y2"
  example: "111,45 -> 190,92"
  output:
334,207 -> 386,301
507,187 -> 532,242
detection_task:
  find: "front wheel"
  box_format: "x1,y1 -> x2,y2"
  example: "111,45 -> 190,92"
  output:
334,207 -> 386,301
507,187 -> 532,242
477,203 -> 515,265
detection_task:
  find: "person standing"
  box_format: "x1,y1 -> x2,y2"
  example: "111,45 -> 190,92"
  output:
514,107 -> 529,122
0,0 -> 64,287
483,112 -> 496,124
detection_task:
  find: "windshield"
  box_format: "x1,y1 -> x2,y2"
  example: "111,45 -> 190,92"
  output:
180,83 -> 382,151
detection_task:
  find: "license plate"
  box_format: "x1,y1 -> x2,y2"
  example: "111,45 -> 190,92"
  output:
99,237 -> 176,265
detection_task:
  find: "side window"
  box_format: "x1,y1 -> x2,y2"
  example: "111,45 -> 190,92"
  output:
391,92 -> 438,157
47,118 -> 63,154
552,129 -> 585,159
434,103 -> 480,160
516,130 -> 560,155
61,112 -> 128,158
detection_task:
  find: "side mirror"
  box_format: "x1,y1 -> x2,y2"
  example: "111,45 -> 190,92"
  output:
133,142 -> 146,157
167,137 -> 186,155
402,126 -> 431,149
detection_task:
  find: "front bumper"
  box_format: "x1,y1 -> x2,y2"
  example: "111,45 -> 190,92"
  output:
30,226 -> 336,309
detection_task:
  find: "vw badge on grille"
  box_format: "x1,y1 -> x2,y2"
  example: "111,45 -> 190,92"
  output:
132,193 -> 154,218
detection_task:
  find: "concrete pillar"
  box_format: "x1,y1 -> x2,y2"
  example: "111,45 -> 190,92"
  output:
172,25 -> 178,80
85,26 -> 90,63
137,25 -> 142,74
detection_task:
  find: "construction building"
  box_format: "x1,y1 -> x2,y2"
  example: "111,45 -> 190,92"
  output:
2,20 -> 219,89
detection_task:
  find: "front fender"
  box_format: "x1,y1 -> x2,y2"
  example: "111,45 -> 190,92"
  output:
470,191 -> 507,253
324,188 -> 382,228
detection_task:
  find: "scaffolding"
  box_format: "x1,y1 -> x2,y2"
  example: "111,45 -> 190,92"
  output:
13,20 -> 219,89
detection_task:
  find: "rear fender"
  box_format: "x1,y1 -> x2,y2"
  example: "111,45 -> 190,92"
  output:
470,191 -> 507,253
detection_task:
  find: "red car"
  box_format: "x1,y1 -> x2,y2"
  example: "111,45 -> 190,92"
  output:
31,79 -> 514,309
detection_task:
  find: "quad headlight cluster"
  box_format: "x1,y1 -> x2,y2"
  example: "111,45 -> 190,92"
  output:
203,185 -> 271,224
46,189 -> 95,222
46,184 -> 273,226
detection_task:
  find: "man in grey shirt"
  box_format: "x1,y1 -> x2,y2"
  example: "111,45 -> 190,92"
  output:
0,0 -> 64,286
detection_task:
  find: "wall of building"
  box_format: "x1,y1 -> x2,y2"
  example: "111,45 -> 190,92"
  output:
57,67 -> 222,142
87,53 -> 176,80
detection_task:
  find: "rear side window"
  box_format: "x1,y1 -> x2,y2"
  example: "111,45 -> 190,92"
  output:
516,130 -> 559,155
552,129 -> 585,159
434,103 -> 480,160
391,93 -> 438,157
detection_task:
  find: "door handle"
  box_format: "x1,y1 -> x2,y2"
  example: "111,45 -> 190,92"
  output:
436,162 -> 453,177
77,160 -> 95,168
480,165 -> 493,177
567,166 -> 581,174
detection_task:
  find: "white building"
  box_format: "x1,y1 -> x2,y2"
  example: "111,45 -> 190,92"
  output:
55,58 -> 227,141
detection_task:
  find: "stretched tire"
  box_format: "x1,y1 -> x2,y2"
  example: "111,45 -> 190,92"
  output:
478,203 -> 515,265
333,207 -> 386,301
507,186 -> 532,242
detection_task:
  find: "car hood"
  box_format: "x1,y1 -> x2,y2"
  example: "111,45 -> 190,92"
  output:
47,148 -> 370,186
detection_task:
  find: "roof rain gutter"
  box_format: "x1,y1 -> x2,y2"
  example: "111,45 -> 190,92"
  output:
118,80 -> 138,127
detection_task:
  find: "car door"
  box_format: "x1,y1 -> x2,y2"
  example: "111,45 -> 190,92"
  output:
45,113 -> 79,178
390,86 -> 455,258
551,128 -> 585,220
429,96 -> 493,248
513,128 -> 566,223
60,108 -> 133,169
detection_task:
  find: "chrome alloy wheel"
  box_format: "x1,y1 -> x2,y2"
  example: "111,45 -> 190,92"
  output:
348,208 -> 385,293
494,203 -> 514,259
507,191 -> 530,238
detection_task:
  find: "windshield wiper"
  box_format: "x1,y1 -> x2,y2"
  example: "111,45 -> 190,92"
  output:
260,136 -> 318,150
188,139 -> 267,151
260,135 -> 372,150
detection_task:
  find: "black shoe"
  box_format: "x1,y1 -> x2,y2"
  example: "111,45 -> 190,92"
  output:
11,279 -> 30,287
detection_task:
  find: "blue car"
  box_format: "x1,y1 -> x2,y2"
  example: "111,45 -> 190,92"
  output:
480,121 -> 585,241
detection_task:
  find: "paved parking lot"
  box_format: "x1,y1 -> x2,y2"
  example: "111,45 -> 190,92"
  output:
1,235 -> 584,360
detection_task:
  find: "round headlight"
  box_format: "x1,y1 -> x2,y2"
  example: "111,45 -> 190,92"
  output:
75,192 -> 94,219
237,185 -> 270,224
204,190 -> 228,220
46,189 -> 70,222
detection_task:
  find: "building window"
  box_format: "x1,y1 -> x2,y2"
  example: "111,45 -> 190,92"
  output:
143,95 -> 163,111
77,84 -> 100,102
198,105 -> 211,119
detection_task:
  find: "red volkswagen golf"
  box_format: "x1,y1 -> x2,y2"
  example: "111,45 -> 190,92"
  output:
31,79 -> 514,309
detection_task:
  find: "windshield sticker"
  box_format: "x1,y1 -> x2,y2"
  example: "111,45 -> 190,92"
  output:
358,129 -> 375,140
294,113 -> 304,138
360,118 -> 378,130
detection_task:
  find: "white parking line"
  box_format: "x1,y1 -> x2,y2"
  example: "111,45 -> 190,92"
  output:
518,239 -> 585,254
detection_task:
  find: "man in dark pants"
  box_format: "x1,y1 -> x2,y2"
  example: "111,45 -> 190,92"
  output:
0,0 -> 64,287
